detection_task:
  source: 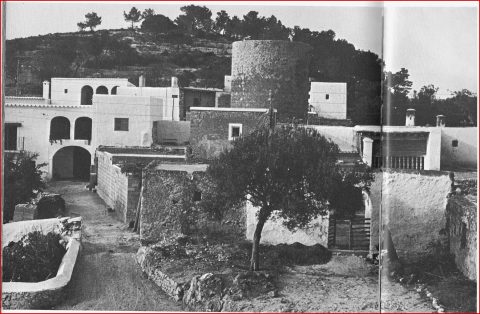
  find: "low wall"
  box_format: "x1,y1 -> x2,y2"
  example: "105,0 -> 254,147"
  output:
305,125 -> 357,152
140,164 -> 246,244
153,120 -> 191,145
96,151 -> 140,224
369,170 -> 452,262
2,217 -> 82,309
441,127 -> 477,170
447,194 -> 477,281
245,200 -> 329,246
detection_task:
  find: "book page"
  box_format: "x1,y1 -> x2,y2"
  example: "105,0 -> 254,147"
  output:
380,2 -> 478,312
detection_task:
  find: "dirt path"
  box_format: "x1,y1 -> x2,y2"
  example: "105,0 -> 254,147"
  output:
47,181 -> 183,311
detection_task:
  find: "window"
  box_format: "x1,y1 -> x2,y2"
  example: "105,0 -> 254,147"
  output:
193,97 -> 201,107
64,89 -> 68,93
114,118 -> 129,131
193,191 -> 202,202
452,140 -> 458,147
228,123 -> 243,141
5,123 -> 19,150
325,94 -> 330,100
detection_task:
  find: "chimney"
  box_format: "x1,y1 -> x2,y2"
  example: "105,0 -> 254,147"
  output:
405,108 -> 416,126
138,75 -> 146,87
436,115 -> 446,127
171,76 -> 179,88
224,75 -> 231,92
42,80 -> 50,100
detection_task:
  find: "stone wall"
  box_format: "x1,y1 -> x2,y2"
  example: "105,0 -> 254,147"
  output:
369,170 -> 452,262
230,40 -> 312,118
246,200 -> 330,246
188,109 -> 269,160
446,194 -> 477,281
140,165 -> 246,244
96,151 -> 139,224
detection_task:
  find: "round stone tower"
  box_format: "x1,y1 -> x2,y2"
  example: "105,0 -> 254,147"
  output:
230,40 -> 312,118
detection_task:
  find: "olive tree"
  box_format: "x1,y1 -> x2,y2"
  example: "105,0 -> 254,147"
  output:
205,124 -> 372,270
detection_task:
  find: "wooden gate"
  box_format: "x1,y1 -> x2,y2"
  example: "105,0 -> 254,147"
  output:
328,217 -> 370,250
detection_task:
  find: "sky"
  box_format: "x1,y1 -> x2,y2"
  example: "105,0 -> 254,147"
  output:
4,1 -> 478,98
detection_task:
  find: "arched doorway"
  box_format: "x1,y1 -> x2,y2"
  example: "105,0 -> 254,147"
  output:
96,86 -> 108,94
111,86 -> 119,95
74,117 -> 92,140
81,85 -> 94,105
52,146 -> 91,180
50,116 -> 70,141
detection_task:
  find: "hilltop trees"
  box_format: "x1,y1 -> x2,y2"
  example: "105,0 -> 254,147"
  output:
124,7 -> 143,29
141,14 -> 176,33
176,5 -> 212,34
205,124 -> 372,270
77,12 -> 102,32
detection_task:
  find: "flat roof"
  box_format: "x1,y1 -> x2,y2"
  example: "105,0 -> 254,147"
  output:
154,163 -> 208,173
182,87 -> 223,92
190,107 -> 272,113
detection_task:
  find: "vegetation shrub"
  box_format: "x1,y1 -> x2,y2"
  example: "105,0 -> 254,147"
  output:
34,194 -> 66,219
3,231 -> 66,282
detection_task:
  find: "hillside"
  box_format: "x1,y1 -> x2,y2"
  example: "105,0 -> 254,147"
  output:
5,29 -> 233,96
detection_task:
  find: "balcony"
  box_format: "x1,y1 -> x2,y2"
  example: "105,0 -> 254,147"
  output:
372,155 -> 425,170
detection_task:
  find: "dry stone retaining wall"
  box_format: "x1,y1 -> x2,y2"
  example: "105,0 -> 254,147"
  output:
447,194 -> 477,280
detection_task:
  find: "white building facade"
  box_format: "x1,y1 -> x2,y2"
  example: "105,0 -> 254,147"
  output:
309,82 -> 347,120
4,77 -> 180,180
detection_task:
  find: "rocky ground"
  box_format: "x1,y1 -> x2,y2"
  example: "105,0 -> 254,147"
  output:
138,236 -> 438,312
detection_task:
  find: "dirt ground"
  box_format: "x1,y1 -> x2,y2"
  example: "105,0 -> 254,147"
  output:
46,180 -> 183,311
225,255 -> 435,312
45,180 -> 440,312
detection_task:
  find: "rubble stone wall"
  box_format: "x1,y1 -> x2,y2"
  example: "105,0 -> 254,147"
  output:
369,170 -> 452,262
231,40 -> 312,117
447,194 -> 477,281
188,109 -> 269,160
140,168 -> 246,244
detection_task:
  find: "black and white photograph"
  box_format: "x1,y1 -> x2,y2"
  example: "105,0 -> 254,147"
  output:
2,1 -> 478,312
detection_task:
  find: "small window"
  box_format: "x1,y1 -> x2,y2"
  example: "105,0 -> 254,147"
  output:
452,140 -> 458,147
64,89 -> 68,93
325,94 -> 330,100
228,123 -> 243,141
193,191 -> 202,202
114,118 -> 129,131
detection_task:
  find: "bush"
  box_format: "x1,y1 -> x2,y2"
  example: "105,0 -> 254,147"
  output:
34,194 -> 66,219
3,231 -> 66,282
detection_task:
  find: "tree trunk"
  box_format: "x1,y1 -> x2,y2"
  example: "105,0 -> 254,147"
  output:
250,218 -> 266,271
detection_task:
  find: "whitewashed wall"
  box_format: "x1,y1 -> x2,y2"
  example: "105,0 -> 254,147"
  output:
246,200 -> 330,246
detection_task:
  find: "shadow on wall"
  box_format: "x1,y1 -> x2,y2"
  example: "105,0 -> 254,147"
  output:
441,128 -> 477,170
369,171 -> 452,263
